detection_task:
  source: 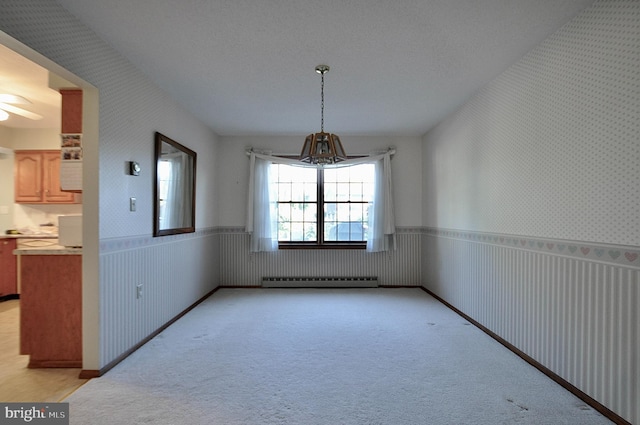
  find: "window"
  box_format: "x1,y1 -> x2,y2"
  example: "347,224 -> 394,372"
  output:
273,162 -> 375,247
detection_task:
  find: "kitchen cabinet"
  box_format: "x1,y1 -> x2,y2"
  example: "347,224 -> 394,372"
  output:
14,150 -> 78,204
0,238 -> 17,297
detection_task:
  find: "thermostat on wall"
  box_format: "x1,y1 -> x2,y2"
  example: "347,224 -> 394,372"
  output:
128,161 -> 141,176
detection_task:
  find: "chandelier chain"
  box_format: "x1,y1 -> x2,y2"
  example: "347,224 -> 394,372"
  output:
320,71 -> 324,133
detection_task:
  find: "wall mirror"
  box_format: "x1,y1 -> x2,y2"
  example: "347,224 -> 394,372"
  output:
153,132 -> 197,236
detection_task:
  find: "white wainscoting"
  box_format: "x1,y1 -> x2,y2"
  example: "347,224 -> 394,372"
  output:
422,229 -> 639,424
99,230 -> 219,367
218,228 -> 422,287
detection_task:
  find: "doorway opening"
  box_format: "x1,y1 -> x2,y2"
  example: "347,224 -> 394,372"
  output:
0,30 -> 99,400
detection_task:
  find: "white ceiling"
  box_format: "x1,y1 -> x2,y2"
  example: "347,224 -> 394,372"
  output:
47,0 -> 594,136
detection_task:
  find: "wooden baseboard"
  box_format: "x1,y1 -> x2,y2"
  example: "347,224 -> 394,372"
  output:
78,369 -> 100,379
80,286 -> 220,379
419,286 -> 631,425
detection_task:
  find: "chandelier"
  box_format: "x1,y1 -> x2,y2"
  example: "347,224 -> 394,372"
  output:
300,65 -> 347,164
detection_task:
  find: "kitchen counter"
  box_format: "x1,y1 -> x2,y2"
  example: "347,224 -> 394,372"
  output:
14,244 -> 82,255
17,249 -> 82,368
3,234 -> 58,239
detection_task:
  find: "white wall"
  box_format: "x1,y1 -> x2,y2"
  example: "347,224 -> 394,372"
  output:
0,146 -> 13,231
217,135 -> 423,227
422,1 -> 639,422
3,127 -> 60,150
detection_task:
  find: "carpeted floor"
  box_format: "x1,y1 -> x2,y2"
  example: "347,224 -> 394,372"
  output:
65,288 -> 611,424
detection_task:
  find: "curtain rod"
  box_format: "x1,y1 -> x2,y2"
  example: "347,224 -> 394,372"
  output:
245,147 -> 395,157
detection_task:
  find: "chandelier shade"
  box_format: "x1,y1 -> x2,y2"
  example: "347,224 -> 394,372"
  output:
300,132 -> 347,165
300,65 -> 346,165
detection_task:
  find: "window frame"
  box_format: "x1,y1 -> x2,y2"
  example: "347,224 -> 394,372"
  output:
276,157 -> 369,250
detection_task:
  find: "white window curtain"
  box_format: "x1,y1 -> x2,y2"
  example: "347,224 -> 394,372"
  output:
245,149 -> 396,252
366,152 -> 396,252
245,152 -> 278,252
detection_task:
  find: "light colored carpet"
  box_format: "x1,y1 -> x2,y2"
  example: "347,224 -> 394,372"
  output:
65,288 -> 611,424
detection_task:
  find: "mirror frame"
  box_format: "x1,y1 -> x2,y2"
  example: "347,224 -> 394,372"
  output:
153,132 -> 197,237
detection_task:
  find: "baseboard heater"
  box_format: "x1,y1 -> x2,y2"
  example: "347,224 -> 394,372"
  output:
262,276 -> 378,288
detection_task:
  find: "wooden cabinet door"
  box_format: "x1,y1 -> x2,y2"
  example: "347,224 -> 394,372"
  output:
14,152 -> 43,203
14,150 -> 76,204
0,239 -> 17,296
42,151 -> 75,203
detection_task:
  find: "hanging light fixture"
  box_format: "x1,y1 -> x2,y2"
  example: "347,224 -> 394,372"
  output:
300,65 -> 347,164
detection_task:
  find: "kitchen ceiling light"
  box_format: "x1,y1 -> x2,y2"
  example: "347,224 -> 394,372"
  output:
300,65 -> 346,165
0,109 -> 8,121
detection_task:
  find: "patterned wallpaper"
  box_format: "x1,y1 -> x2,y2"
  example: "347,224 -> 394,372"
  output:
423,0 -> 639,247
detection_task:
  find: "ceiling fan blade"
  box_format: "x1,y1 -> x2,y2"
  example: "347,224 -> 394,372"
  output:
0,102 -> 43,120
0,94 -> 31,104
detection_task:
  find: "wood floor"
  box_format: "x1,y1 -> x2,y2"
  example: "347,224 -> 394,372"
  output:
0,299 -> 88,402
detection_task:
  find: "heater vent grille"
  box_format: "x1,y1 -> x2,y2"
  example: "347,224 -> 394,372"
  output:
262,276 -> 378,288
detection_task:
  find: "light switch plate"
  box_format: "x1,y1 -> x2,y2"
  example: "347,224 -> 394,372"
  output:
130,197 -> 136,212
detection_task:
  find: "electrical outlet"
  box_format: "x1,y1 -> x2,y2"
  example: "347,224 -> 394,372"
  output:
136,283 -> 143,299
130,197 -> 136,212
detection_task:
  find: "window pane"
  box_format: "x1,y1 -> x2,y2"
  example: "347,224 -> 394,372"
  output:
337,203 -> 350,221
304,182 -> 317,201
363,182 -> 374,201
278,222 -> 290,241
300,166 -> 317,182
350,182 -> 363,201
324,168 -> 337,183
335,167 -> 350,182
350,222 -> 365,241
291,203 -> 307,221
324,221 -> 337,241
277,165 -> 294,182
291,182 -> 305,201
324,203 -> 337,222
336,183 -> 349,201
278,183 -> 291,201
324,182 -> 337,201
304,205 -> 317,222
278,203 -> 291,221
303,222 -> 317,241
291,222 -> 304,240
328,221 -> 364,241
350,203 -> 364,221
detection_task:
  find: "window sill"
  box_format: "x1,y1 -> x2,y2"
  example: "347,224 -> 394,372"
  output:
278,243 -> 366,250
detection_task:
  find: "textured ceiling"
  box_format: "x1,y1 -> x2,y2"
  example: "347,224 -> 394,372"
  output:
53,0 -> 595,136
